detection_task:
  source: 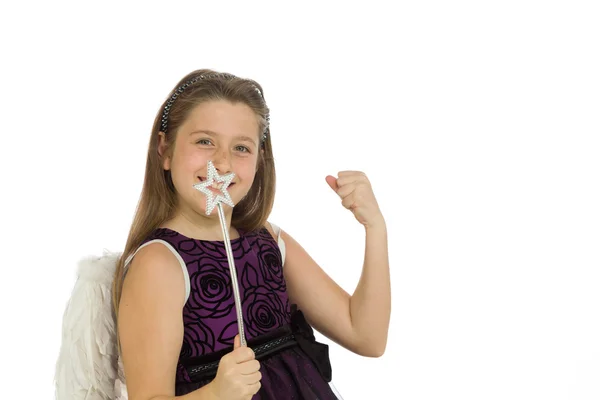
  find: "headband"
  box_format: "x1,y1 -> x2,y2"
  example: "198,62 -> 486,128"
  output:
160,72 -> 269,143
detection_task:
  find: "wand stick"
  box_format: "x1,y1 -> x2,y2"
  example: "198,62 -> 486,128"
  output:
193,160 -> 247,346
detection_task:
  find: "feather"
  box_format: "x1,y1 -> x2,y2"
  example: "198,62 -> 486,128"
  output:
55,251 -> 128,400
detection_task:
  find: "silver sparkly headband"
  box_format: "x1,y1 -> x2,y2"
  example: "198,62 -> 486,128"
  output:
160,73 -> 270,142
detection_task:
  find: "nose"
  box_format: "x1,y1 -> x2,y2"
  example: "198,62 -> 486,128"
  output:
212,149 -> 232,174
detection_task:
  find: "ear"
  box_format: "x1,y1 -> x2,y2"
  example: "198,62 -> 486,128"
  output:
158,131 -> 171,170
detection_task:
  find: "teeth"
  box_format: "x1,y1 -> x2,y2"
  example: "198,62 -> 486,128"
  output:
197,176 -> 235,187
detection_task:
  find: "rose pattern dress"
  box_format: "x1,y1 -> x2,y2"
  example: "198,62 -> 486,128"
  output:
140,227 -> 339,399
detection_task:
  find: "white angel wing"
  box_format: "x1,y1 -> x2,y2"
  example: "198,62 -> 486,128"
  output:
55,251 -> 128,400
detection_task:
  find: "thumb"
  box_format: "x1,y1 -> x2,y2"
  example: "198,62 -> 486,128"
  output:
325,175 -> 339,192
233,334 -> 241,349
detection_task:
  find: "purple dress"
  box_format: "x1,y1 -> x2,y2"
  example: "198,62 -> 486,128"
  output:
141,227 -> 339,399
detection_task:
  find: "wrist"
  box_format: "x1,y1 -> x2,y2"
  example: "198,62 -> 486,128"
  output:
197,381 -> 220,400
364,215 -> 386,231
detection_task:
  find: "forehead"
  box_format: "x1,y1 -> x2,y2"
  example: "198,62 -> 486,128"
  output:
180,100 -> 260,139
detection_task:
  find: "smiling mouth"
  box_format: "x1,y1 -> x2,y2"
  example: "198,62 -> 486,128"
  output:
198,177 -> 236,190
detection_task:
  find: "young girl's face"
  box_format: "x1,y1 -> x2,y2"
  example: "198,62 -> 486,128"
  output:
162,100 -> 262,217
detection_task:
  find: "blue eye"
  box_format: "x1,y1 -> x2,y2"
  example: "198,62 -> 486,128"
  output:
196,139 -> 249,153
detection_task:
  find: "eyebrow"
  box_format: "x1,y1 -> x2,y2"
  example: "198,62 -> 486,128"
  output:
189,129 -> 257,146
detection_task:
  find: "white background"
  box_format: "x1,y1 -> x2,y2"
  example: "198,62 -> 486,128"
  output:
1,1 -> 599,399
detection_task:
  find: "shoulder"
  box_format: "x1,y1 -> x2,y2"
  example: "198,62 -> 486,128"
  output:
123,242 -> 187,305
263,221 -> 285,245
130,241 -> 179,267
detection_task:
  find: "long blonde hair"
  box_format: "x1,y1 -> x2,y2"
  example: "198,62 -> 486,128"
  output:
112,69 -> 276,318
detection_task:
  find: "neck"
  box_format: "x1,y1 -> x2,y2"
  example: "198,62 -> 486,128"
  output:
162,205 -> 239,241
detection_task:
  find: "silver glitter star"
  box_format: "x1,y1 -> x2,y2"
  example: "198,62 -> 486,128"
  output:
193,160 -> 236,215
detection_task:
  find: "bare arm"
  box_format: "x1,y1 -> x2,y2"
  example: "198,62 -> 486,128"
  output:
268,220 -> 390,357
348,219 -> 390,356
118,243 -> 217,400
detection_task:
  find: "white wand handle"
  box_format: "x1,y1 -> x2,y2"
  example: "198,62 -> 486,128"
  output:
216,202 -> 247,346
193,160 -> 246,346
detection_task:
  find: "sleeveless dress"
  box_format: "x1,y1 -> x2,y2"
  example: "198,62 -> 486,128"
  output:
130,225 -> 342,399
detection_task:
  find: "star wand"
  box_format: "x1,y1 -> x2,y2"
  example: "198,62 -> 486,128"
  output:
193,160 -> 247,346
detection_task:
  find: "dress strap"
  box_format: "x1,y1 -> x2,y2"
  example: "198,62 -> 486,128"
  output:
124,239 -> 191,303
268,222 -> 286,264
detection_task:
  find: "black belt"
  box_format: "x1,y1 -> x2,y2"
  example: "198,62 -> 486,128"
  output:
181,305 -> 332,383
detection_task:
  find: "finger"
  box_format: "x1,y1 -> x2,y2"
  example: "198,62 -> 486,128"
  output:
325,175 -> 338,192
241,370 -> 262,384
336,183 -> 355,199
342,193 -> 356,210
233,347 -> 255,363
234,334 -> 241,349
239,359 -> 261,374
337,170 -> 366,177
249,381 -> 261,395
336,173 -> 367,188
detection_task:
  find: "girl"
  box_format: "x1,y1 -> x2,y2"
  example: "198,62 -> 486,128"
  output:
114,69 -> 391,399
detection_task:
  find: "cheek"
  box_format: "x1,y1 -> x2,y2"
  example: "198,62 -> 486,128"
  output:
170,152 -> 201,185
237,157 -> 259,179
180,148 -> 209,169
